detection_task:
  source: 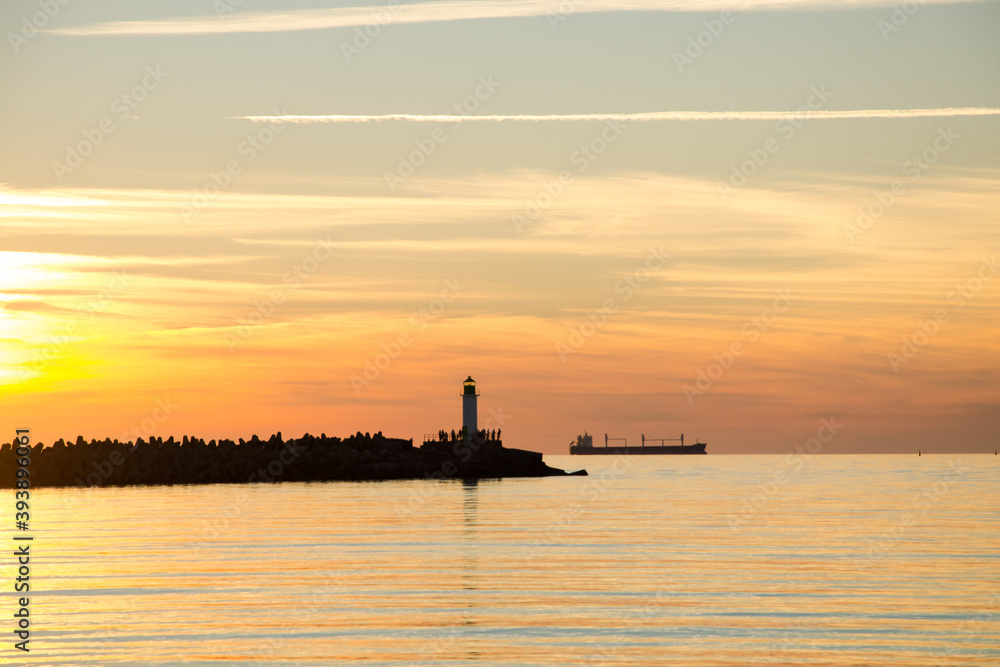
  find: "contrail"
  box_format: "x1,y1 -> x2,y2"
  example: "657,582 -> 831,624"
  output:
231,108 -> 1000,124
48,0 -> 982,37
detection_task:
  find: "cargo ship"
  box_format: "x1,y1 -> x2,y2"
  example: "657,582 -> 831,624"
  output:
569,432 -> 707,455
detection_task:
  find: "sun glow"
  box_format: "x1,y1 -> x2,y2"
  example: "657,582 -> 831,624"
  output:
0,251 -> 75,290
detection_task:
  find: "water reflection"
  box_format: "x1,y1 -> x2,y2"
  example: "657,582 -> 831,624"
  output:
461,478 -> 481,592
21,455 -> 1000,666
462,477 -> 479,529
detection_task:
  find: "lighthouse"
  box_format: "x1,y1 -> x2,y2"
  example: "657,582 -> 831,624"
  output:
462,376 -> 478,439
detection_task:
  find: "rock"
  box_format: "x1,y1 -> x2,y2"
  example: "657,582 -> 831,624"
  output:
0,431 -> 583,488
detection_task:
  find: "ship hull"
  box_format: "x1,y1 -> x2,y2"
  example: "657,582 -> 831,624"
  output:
569,443 -> 706,455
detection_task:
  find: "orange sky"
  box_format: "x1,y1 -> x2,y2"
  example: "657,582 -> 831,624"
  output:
2,171 -> 998,453
2,1 -> 998,453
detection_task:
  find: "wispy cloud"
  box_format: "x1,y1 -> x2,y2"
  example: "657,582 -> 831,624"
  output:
231,107 -> 1000,124
48,0 -> 982,37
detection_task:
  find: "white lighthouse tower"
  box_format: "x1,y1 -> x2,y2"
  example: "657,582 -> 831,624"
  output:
462,376 -> 478,440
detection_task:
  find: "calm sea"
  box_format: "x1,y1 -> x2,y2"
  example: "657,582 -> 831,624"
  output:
7,454 -> 999,665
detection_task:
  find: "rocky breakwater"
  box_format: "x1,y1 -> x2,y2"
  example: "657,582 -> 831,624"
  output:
1,431 -> 584,488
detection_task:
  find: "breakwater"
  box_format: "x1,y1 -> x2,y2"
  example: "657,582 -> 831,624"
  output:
1,431 -> 582,488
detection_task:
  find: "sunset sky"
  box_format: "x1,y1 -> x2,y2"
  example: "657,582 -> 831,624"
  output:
1,0 -> 998,454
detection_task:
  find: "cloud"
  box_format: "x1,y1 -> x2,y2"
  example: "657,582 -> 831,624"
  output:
47,0 -> 983,37
231,107 -> 1000,124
